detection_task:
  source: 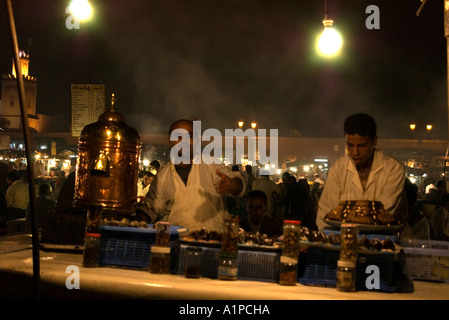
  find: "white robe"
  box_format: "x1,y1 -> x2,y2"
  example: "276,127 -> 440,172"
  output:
146,156 -> 245,232
317,150 -> 407,230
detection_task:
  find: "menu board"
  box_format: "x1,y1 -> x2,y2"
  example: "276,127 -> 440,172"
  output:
0,135 -> 10,150
71,84 -> 106,137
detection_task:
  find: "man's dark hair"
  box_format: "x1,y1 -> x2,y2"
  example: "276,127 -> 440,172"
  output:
247,189 -> 267,206
6,170 -> 19,182
150,160 -> 160,169
38,183 -> 52,196
344,113 -> 377,140
168,119 -> 193,135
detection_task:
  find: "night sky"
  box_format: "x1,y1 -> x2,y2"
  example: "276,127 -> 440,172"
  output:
0,0 -> 447,139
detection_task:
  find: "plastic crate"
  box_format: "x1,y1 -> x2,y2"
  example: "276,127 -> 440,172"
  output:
99,225 -> 182,270
401,240 -> 449,283
177,243 -> 281,282
297,245 -> 399,292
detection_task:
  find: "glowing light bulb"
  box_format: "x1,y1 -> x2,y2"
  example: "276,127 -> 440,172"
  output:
69,0 -> 93,21
317,19 -> 343,57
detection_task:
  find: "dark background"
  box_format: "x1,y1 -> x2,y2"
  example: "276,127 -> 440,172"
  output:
0,0 -> 446,139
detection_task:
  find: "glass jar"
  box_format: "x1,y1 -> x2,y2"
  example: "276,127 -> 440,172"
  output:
336,259 -> 356,292
83,233 -> 101,267
217,253 -> 238,280
184,247 -> 203,278
221,218 -> 239,255
149,246 -> 171,274
154,221 -> 171,247
279,256 -> 298,286
340,224 -> 359,262
282,220 -> 301,258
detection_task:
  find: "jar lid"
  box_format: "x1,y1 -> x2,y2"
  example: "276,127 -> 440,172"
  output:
283,220 -> 301,224
337,260 -> 356,268
85,233 -> 101,238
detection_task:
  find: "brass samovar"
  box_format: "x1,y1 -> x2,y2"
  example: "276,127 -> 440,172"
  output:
74,94 -> 142,214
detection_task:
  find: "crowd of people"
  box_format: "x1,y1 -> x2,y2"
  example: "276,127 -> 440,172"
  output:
0,158 -> 74,236
1,114 -> 449,244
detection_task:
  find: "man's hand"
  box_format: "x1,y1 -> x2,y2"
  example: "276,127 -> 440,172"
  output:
216,169 -> 243,196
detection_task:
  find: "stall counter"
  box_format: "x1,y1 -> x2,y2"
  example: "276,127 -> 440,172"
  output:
1,233 -> 448,300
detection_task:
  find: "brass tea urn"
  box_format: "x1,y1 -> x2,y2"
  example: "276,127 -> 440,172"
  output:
74,94 -> 142,214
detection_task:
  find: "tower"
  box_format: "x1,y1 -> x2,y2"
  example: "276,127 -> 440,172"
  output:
0,50 -> 38,131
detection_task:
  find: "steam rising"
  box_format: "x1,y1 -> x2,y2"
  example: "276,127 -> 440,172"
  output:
0,0 -> 446,139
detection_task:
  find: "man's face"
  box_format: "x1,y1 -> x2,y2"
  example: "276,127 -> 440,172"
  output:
345,134 -> 377,167
246,196 -> 267,223
142,175 -> 153,186
168,120 -> 194,165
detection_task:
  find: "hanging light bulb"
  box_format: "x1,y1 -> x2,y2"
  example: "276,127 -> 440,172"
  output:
69,0 -> 93,21
317,1 -> 343,57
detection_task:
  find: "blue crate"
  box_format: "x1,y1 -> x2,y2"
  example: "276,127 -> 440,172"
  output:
297,246 -> 399,292
99,224 -> 182,270
177,243 -> 281,282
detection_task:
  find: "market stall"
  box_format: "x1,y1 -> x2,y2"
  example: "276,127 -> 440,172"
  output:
1,227 -> 448,301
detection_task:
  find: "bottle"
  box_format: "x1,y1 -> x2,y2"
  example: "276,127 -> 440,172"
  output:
82,233 -> 101,267
184,247 -> 203,278
149,246 -> 171,274
149,221 -> 171,274
279,220 -> 301,285
217,253 -> 238,280
278,258 -> 298,285
221,218 -> 239,255
82,207 -> 102,267
339,223 -> 359,262
336,260 -> 356,292
218,218 -> 240,280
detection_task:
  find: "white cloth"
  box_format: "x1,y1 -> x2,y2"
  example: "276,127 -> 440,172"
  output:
6,180 -> 30,210
137,183 -> 151,198
252,176 -> 282,217
146,155 -> 245,232
317,150 -> 407,230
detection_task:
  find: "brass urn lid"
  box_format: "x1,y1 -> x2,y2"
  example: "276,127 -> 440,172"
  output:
79,93 -> 140,143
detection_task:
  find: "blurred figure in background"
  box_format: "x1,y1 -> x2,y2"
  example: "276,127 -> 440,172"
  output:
428,193 -> 449,241
240,190 -> 282,238
26,183 -> 57,232
400,178 -> 430,241
138,171 -> 154,199
3,170 -> 29,224
252,170 -> 282,223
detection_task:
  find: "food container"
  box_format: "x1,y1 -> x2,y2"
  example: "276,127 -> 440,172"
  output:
149,246 -> 171,274
184,247 -> 203,278
337,259 -> 356,292
279,220 -> 301,286
282,220 -> 301,258
340,223 -> 359,262
149,221 -> 171,274
221,218 -> 239,254
83,233 -> 101,267
154,221 -> 171,247
218,252 -> 238,280
82,207 -> 102,267
278,259 -> 298,286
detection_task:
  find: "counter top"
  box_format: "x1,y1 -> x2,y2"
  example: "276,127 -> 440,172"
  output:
1,233 -> 449,301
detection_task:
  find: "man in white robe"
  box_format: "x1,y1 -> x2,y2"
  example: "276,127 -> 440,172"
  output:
146,119 -> 245,232
317,113 -> 407,230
